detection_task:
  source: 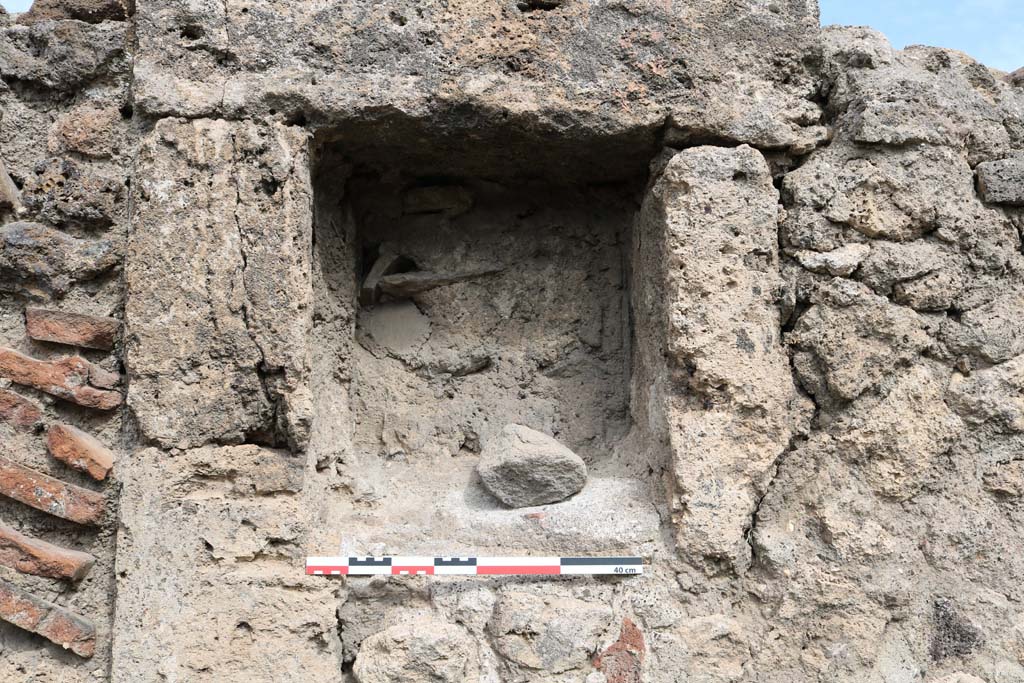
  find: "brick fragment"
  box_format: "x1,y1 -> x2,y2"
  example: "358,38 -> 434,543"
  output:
0,457 -> 105,525
47,424 -> 114,481
0,523 -> 95,581
0,347 -> 122,410
0,388 -> 43,431
26,308 -> 120,351
594,618 -> 645,683
0,580 -> 95,657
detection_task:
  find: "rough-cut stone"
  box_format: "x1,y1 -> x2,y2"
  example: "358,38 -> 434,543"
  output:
489,589 -> 613,675
127,118 -> 312,450
21,157 -> 123,229
792,243 -> 870,277
48,104 -> 122,159
0,456 -> 105,525
353,618 -> 479,683
0,347 -> 122,410
0,580 -> 96,658
47,424 -> 115,481
977,155 -> 1024,205
19,0 -> 130,24
594,618 -> 646,683
0,158 -> 23,213
0,388 -> 43,431
0,523 -> 95,581
0,221 -> 118,298
948,355 -> 1024,431
0,19 -> 127,92
477,424 -> 587,508
633,145 -> 812,571
26,307 -> 120,350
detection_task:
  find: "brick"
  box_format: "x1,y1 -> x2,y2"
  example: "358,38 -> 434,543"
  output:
0,388 -> 43,431
594,618 -> 645,683
47,424 -> 114,481
0,580 -> 95,658
26,308 -> 120,351
0,347 -> 122,410
0,457 -> 105,525
0,523 -> 95,581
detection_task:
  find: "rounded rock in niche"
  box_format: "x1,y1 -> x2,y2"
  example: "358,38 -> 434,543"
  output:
477,424 -> 587,507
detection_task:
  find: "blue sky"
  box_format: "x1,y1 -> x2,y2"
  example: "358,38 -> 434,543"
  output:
820,0 -> 1023,71
1,0 -> 1021,72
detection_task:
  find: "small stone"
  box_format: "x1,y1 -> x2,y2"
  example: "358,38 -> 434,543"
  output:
0,222 -> 118,298
0,522 -> 95,581
793,243 -> 870,277
477,424 -> 587,507
48,104 -> 121,158
21,158 -> 122,229
47,424 -> 115,481
0,579 -> 96,658
0,389 -> 44,431
0,347 -> 122,410
977,155 -> 1024,206
353,618 -> 479,683
402,185 -> 473,216
0,456 -> 105,525
26,307 -> 120,350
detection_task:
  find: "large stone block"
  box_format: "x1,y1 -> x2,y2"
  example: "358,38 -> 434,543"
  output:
126,119 -> 313,450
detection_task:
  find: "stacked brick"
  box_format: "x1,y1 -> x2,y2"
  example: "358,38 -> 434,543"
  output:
0,0 -> 133,667
0,309 -> 121,657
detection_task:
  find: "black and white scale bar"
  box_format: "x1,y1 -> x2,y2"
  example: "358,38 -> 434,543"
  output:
306,556 -> 644,576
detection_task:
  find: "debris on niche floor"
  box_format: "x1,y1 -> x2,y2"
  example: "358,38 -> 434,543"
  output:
477,423 -> 588,508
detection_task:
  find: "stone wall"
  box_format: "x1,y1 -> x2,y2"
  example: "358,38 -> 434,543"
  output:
0,1 -> 1022,682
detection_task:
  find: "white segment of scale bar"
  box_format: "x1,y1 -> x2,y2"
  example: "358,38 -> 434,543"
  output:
475,557 -> 562,566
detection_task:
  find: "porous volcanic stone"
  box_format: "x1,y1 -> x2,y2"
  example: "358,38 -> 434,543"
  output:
477,424 -> 587,508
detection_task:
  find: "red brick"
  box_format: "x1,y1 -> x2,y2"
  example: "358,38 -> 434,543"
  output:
26,308 -> 120,351
0,388 -> 43,431
47,424 -> 114,481
0,523 -> 95,581
594,618 -> 645,683
0,580 -> 95,657
0,347 -> 122,410
0,457 -> 105,525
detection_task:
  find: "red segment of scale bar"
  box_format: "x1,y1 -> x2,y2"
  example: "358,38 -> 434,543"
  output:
306,565 -> 349,575
392,566 -> 435,575
476,565 -> 560,575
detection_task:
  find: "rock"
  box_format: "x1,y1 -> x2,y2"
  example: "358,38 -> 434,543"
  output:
0,347 -> 122,410
595,618 -> 646,683
0,388 -> 43,431
0,20 -> 128,93
977,155 -> 1024,205
489,589 -> 613,674
48,104 -> 122,158
353,618 -> 479,683
0,456 -> 105,525
634,145 -> 812,571
0,221 -> 118,298
948,355 -> 1024,431
792,243 -> 870,277
21,157 -> 123,229
941,291 -> 1024,364
931,599 -> 984,661
20,0 -> 130,24
402,185 -> 473,216
0,580 -> 96,658
0,523 -> 95,581
47,424 -> 115,481
0,158 -> 23,213
477,424 -> 587,507
26,307 -> 120,350
377,269 -> 500,299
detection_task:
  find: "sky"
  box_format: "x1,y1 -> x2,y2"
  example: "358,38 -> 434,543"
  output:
0,0 -> 1021,72
820,0 -> 1023,72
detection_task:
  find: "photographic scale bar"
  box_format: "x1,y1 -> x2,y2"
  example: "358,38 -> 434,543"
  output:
306,556 -> 644,577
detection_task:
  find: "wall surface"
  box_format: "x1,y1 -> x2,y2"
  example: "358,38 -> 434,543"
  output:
1,1 -> 1023,682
